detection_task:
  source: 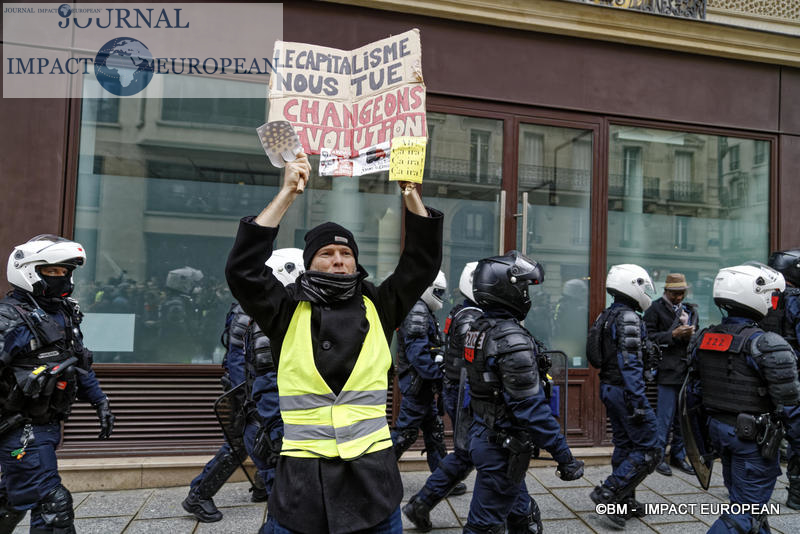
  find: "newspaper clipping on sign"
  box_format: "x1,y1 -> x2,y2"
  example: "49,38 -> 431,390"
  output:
267,29 -> 426,177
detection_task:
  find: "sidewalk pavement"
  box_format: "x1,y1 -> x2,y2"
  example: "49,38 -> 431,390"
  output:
11,463 -> 800,533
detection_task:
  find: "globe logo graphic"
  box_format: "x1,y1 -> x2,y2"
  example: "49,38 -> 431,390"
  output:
58,4 -> 72,17
94,37 -> 155,97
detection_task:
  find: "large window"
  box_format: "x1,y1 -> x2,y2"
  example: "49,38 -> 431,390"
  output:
73,77 -> 404,364
608,125 -> 770,325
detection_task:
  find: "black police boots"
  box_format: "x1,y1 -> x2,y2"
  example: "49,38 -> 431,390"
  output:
402,494 -> 433,532
448,481 -> 467,496
250,478 -> 268,503
623,490 -> 646,519
589,485 -> 625,530
182,486 -> 222,522
507,497 -> 543,534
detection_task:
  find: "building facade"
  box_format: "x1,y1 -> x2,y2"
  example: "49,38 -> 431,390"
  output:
1,0 -> 799,456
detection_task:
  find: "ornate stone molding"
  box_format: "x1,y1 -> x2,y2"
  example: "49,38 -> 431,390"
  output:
325,0 -> 800,67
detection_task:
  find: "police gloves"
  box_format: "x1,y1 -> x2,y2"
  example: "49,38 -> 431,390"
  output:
556,458 -> 585,481
628,408 -> 651,426
93,398 -> 115,439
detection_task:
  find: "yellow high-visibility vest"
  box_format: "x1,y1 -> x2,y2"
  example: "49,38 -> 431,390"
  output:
278,297 -> 392,460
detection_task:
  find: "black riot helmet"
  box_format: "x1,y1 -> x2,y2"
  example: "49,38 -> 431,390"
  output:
768,249 -> 800,287
472,250 -> 544,320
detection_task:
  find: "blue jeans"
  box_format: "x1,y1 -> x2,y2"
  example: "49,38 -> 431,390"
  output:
656,384 -> 686,461
265,507 -> 402,534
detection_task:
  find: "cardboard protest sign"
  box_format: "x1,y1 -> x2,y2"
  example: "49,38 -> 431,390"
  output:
267,29 -> 426,175
389,136 -> 426,183
257,121 -> 302,168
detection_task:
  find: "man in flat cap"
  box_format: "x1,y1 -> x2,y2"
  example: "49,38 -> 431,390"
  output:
226,151 -> 443,534
644,273 -> 697,476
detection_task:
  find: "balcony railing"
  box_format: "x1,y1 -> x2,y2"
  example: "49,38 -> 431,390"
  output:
427,156 -> 502,185
518,164 -> 591,193
608,174 -> 660,199
669,181 -> 704,203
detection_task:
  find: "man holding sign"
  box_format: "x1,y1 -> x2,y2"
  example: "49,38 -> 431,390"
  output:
225,152 -> 442,533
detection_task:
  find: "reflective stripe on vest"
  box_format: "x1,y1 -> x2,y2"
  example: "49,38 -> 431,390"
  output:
278,297 -> 392,460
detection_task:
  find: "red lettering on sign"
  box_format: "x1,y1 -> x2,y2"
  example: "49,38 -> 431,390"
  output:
699,332 -> 734,351
464,347 -> 474,363
444,317 -> 452,335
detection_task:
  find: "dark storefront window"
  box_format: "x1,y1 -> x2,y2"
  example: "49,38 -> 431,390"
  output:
608,125 -> 770,325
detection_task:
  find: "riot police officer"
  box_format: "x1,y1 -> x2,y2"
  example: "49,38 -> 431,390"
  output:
463,251 -> 584,534
182,249 -> 303,523
403,262 -> 479,530
0,235 -> 115,534
684,263 -> 800,533
759,249 -> 800,509
392,271 -> 454,477
587,264 -> 660,529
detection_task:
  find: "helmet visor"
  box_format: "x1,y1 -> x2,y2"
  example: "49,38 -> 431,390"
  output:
510,253 -> 543,284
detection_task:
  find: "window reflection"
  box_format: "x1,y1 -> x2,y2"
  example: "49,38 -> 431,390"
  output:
608,125 -> 770,326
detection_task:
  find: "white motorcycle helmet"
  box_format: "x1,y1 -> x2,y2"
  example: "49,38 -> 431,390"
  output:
7,235 -> 86,295
606,264 -> 655,312
166,266 -> 204,296
458,262 -> 478,303
713,263 -> 785,320
421,270 -> 447,312
266,248 -> 305,287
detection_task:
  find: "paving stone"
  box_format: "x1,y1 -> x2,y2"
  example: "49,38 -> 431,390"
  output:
137,486 -> 196,519
401,500 -> 461,530
652,521 -> 715,534
524,471 -> 549,494
770,489 -> 800,514
212,480 -> 262,508
73,516 -> 132,534
539,519 -> 596,534
529,466 -> 591,488
533,493 -> 575,520
767,512 -> 800,534
640,473 -> 704,495
123,517 -> 197,534
578,512 -> 657,533
581,465 -> 613,486
401,471 -> 432,497
195,504 -> 264,533
445,492 -> 472,520
74,489 -> 152,518
551,487 -> 597,513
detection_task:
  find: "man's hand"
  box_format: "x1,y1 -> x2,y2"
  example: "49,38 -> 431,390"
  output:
283,151 -> 310,195
672,325 -> 695,340
399,181 -> 427,217
255,151 -> 310,227
93,398 -> 115,439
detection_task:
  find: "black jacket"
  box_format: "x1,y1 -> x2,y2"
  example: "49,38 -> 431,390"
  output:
643,296 -> 697,386
225,207 -> 443,534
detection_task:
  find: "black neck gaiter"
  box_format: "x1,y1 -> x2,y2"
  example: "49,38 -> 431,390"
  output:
299,270 -> 366,304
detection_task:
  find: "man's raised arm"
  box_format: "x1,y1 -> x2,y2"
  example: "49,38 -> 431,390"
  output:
254,152 -> 311,227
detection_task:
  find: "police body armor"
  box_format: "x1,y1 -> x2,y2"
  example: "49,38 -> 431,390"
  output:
397,300 -> 442,377
586,306 -> 630,386
0,295 -> 88,426
465,317 -> 539,430
760,287 -> 800,350
244,321 -> 275,413
443,304 -> 482,383
695,323 -> 773,418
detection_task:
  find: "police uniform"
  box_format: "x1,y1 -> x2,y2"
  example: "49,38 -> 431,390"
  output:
464,310 -> 580,534
689,317 -> 800,533
0,291 -> 111,534
588,299 -> 660,526
183,303 -> 269,523
458,251 -> 583,534
403,300 -> 482,530
226,209 -> 443,534
391,299 -> 447,471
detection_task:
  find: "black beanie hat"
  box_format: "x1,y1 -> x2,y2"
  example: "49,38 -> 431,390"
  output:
303,222 -> 359,269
